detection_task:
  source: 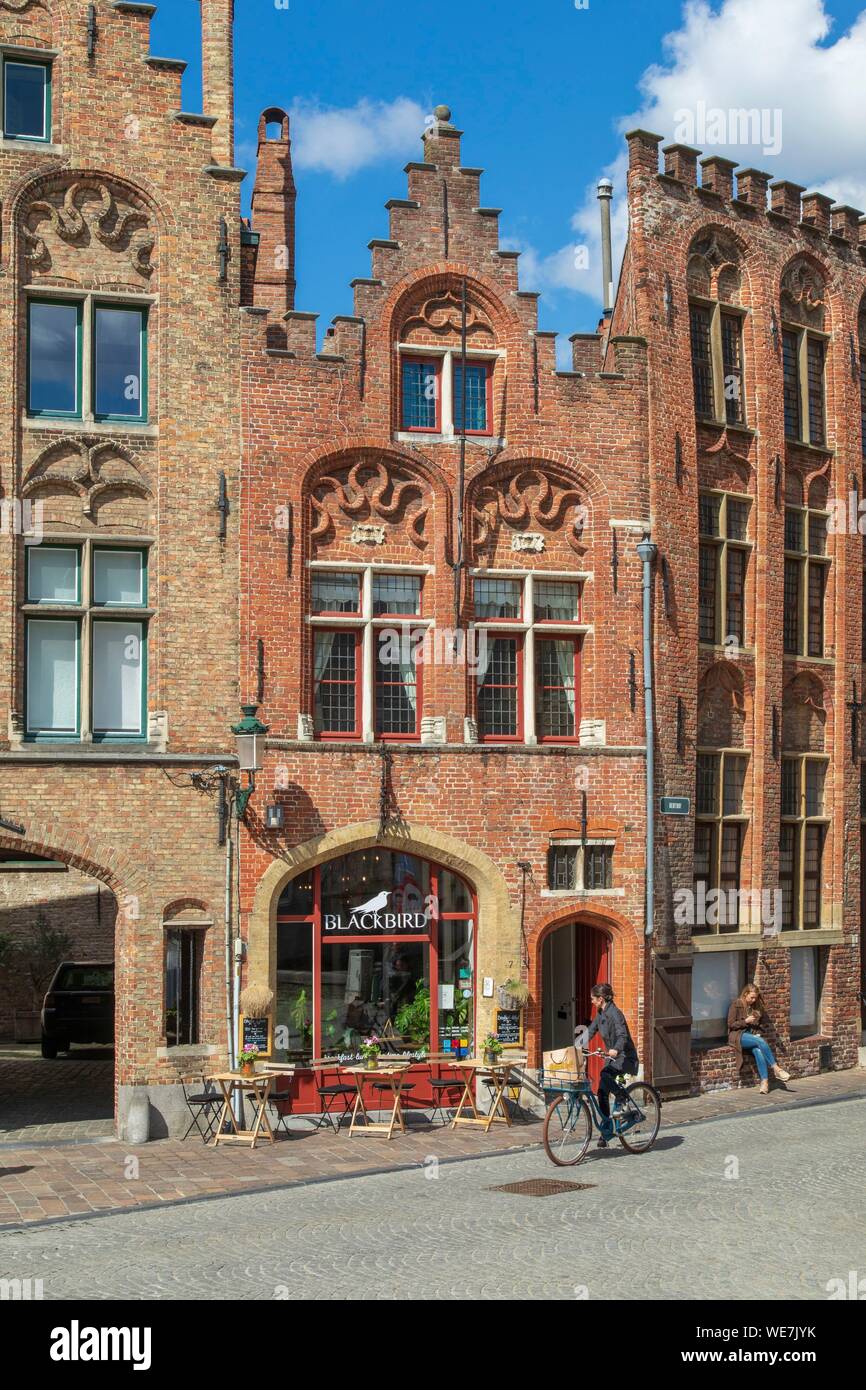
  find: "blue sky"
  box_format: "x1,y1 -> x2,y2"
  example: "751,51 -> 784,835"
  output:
151,1 -> 866,345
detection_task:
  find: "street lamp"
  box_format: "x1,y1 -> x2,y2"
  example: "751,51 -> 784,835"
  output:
231,704 -> 269,817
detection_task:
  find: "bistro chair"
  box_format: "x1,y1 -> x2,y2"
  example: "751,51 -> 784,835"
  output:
480,1055 -> 530,1123
426,1052 -> 467,1126
370,1076 -> 417,1121
256,1067 -> 294,1138
180,1073 -> 225,1143
310,1057 -> 356,1133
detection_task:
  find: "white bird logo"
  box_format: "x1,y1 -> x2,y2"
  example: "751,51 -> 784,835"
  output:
353,890 -> 390,914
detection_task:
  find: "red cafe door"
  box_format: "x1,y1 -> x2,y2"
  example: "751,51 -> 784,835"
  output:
574,924 -> 611,1089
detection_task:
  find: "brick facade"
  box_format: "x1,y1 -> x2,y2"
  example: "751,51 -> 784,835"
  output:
614,130 -> 865,1087
0,0 -> 243,1129
2,5 -> 862,1137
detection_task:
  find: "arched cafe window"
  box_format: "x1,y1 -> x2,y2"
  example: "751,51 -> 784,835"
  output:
275,849 -> 476,1066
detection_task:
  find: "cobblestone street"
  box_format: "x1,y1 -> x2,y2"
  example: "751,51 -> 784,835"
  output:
1,1090 -> 863,1301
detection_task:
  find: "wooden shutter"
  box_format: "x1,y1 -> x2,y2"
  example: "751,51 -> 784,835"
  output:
651,954 -> 693,1096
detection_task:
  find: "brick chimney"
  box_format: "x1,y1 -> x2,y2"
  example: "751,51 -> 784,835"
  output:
200,0 -> 235,168
252,108 -> 296,314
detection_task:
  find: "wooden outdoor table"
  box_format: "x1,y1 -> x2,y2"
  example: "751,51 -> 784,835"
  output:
210,1071 -> 275,1149
342,1064 -> 411,1139
449,1057 -> 522,1132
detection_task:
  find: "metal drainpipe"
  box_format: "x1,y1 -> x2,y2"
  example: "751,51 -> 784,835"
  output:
636,536 -> 657,937
224,813 -> 234,1070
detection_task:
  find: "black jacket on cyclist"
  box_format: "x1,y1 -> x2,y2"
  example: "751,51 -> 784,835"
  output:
585,1004 -> 639,1072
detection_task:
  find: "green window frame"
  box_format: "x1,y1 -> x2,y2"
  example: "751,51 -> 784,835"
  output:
92,303 -> 149,423
25,618 -> 81,741
22,542 -> 149,744
90,617 -> 147,742
91,547 -> 148,608
2,56 -> 52,143
27,299 -> 83,420
26,543 -> 82,606
26,297 -> 150,424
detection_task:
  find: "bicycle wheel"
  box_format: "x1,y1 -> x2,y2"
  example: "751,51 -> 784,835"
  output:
543,1093 -> 592,1166
617,1082 -> 661,1153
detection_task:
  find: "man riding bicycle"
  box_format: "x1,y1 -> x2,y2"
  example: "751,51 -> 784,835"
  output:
583,983 -> 639,1146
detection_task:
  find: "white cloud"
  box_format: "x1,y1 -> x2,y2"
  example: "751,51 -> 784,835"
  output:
288,97 -> 427,179
521,0 -> 866,316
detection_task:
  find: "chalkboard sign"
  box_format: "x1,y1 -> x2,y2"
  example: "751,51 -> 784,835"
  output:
494,1008 -> 523,1048
239,1013 -> 273,1058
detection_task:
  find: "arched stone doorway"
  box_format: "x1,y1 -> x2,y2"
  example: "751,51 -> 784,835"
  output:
533,906 -> 643,1085
540,917 -> 611,1087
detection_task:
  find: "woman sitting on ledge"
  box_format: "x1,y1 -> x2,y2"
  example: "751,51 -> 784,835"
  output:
728,982 -> 792,1095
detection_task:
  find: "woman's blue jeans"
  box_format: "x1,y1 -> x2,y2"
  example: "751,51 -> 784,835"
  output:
741,1032 -> 776,1080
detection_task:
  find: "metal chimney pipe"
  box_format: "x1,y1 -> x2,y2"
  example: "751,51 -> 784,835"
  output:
597,177 -> 614,316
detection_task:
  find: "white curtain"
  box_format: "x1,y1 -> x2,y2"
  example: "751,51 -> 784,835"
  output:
313,631 -> 336,683
551,640 -> 576,718
92,622 -> 143,735
27,620 -> 77,733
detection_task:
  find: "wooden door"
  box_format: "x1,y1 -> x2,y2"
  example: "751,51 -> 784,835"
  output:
651,954 -> 693,1095
575,925 -> 610,1089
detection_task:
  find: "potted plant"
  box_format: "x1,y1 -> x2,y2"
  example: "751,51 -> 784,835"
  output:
482,1033 -> 504,1065
359,1034 -> 381,1069
238,1048 -> 259,1076
498,978 -> 530,1010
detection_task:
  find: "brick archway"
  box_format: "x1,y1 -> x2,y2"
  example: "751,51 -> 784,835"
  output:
528,904 -> 644,1069
245,820 -> 519,1039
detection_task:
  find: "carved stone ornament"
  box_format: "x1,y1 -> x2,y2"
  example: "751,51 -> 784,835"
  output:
311,457 -> 431,550
420,715 -> 446,745
579,718 -> 606,747
351,522 -> 385,545
473,468 -> 588,555
690,229 -> 740,270
780,260 -> 826,327
23,179 -> 155,280
511,531 -> 546,552
297,713 -> 315,742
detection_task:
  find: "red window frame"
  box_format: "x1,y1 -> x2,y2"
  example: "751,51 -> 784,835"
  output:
309,569 -> 362,618
476,633 -> 523,743
374,625 -> 424,742
532,579 -> 582,625
472,576 -> 523,623
370,572 -> 424,619
313,626 -> 362,741
400,355 -> 441,433
534,635 -> 581,744
275,857 -> 478,1103
453,358 -> 494,437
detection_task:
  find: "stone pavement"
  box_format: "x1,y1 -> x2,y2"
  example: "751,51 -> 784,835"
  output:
1,1091 -> 863,1300
0,1065 -> 863,1231
0,1045 -> 114,1143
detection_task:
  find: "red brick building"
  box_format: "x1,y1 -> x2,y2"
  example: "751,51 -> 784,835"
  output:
237,104 -> 658,1110
4,3 -> 864,1138
614,131 -> 865,1088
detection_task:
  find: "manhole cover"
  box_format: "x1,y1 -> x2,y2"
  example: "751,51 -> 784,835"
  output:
487,1178 -> 595,1197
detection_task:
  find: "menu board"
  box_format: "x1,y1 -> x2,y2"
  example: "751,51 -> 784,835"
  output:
494,1008 -> 523,1048
239,1013 -> 273,1058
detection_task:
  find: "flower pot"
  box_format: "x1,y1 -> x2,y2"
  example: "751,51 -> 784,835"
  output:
240,1061 -> 254,1077
365,1055 -> 378,1070
483,1049 -> 497,1065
